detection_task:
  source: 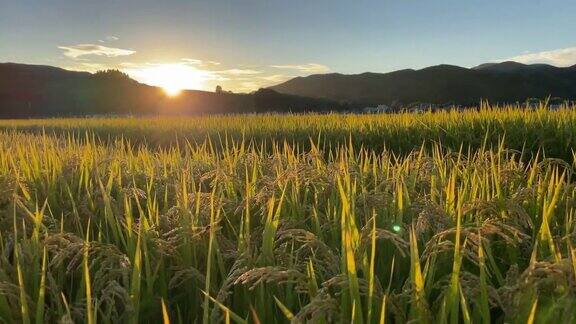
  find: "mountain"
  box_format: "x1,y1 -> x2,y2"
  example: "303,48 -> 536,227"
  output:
3,61 -> 575,117
270,62 -> 576,106
472,61 -> 567,74
0,63 -> 347,118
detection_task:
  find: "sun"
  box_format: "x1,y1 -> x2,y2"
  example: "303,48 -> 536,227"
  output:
126,63 -> 209,96
163,85 -> 182,97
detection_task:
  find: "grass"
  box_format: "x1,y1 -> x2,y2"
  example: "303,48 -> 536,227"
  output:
1,105 -> 576,323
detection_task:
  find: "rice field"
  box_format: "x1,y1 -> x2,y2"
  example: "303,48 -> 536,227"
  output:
1,106 -> 576,323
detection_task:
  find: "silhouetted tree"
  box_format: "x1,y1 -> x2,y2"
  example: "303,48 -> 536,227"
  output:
93,69 -> 131,81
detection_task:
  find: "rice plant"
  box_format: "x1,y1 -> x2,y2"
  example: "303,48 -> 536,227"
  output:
1,105 -> 576,323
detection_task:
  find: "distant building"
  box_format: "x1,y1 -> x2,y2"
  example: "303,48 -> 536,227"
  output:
549,104 -> 562,111
406,102 -> 436,113
363,104 -> 391,114
525,98 -> 541,109
549,97 -> 564,111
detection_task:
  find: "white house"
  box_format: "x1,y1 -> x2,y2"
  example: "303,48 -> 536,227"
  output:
363,104 -> 391,114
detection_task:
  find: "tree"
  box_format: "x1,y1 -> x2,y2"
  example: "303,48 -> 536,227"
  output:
215,85 -> 223,94
93,69 -> 131,80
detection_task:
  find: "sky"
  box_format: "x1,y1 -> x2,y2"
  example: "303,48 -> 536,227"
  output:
1,0 -> 576,93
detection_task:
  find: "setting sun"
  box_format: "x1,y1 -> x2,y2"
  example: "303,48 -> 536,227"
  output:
125,63 -> 209,96
163,84 -> 182,97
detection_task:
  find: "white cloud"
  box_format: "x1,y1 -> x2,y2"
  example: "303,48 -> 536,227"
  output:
270,63 -> 330,73
58,44 -> 136,59
504,46 -> 576,67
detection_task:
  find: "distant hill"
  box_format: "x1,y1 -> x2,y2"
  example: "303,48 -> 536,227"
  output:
3,61 -> 576,117
270,62 -> 576,106
0,63 -> 346,118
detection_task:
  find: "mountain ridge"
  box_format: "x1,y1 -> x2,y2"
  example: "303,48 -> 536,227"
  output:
270,62 -> 576,105
2,61 -> 576,117
0,62 -> 348,117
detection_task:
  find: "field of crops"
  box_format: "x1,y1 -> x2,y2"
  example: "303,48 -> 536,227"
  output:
1,106 -> 576,323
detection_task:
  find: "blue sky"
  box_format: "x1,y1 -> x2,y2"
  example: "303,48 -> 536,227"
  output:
1,0 -> 575,92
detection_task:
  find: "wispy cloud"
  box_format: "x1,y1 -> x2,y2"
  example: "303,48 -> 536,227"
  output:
58,44 -> 136,59
62,62 -> 109,72
270,63 -> 329,73
504,46 -> 576,67
99,36 -> 120,43
222,74 -> 293,92
181,58 -> 203,65
181,58 -> 221,66
259,74 -> 292,83
216,68 -> 262,75
114,60 -> 291,92
120,62 -> 230,87
236,81 -> 263,92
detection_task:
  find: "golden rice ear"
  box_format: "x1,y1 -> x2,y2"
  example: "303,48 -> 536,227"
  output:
2,108 -> 576,322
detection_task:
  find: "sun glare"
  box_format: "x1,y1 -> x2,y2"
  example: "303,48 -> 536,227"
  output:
163,85 -> 182,97
127,63 -> 209,96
